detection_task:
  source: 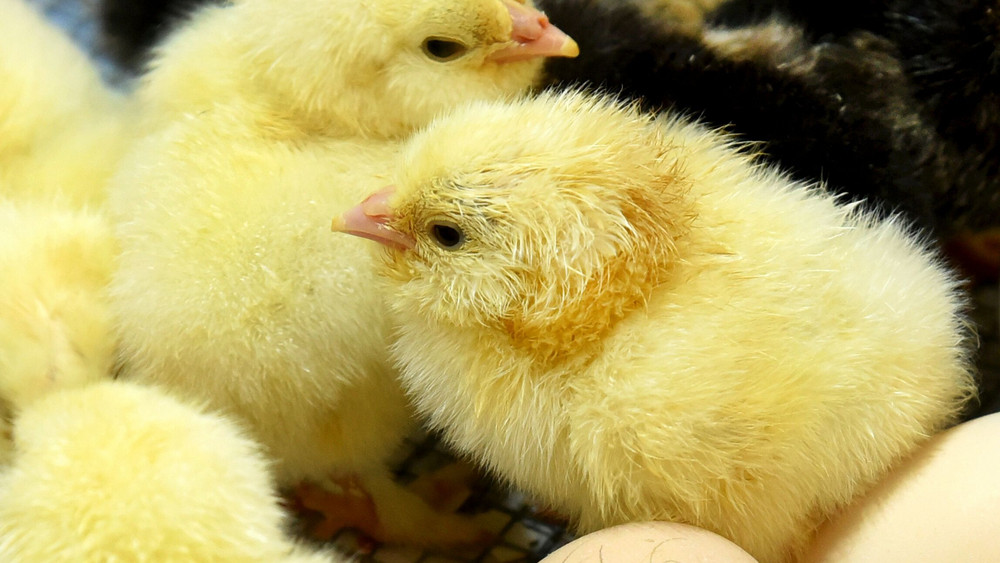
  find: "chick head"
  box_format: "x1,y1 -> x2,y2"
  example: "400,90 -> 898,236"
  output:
241,0 -> 578,138
334,91 -> 694,358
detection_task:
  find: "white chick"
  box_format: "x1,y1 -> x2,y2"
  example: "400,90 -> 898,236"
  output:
0,380 -> 340,562
110,111 -> 483,547
111,0 -> 576,547
0,200 -> 117,464
136,0 -> 578,139
333,90 -> 977,563
0,0 -> 130,207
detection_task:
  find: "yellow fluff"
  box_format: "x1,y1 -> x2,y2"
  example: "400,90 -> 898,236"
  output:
334,90 -> 976,562
0,200 -> 117,464
110,0 -> 575,545
0,0 -> 130,207
110,111 -> 483,545
136,0 -> 577,139
0,381 -> 340,562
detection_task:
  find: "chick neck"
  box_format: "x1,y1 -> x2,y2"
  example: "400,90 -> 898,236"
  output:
500,190 -> 693,366
498,252 -> 672,366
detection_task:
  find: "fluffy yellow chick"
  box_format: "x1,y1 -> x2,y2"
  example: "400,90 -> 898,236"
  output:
0,200 -> 117,464
333,90 -> 977,563
137,0 -> 578,139
110,110 -> 485,546
0,380 -> 340,562
0,0 -> 129,207
111,0 -> 575,546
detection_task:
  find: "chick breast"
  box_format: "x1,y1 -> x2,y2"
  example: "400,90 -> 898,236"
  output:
340,91 -> 976,563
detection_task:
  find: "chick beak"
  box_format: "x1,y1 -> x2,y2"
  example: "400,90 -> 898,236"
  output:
487,0 -> 580,63
331,186 -> 416,250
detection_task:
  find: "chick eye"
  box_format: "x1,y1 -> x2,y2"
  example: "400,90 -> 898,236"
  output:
422,37 -> 469,62
428,221 -> 466,250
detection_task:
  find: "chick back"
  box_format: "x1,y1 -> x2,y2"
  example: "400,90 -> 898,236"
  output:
110,117 -> 412,483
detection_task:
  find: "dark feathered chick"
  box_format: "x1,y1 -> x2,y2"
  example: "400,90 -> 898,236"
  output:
703,0 -> 1000,233
97,0 -> 207,71
538,0 -> 993,236
333,90 -> 975,562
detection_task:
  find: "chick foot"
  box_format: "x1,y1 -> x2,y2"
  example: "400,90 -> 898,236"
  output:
404,460 -> 479,513
294,469 -> 491,550
295,477 -> 380,543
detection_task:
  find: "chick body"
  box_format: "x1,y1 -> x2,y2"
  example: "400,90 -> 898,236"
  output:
337,91 -> 976,562
110,112 -> 475,544
0,200 -> 118,464
113,113 -> 399,477
0,0 -> 129,207
0,380 -> 339,562
706,0 -> 1000,233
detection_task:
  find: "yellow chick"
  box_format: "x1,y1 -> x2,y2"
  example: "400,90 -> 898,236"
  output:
137,0 -> 579,139
0,0 -> 130,207
0,200 -> 118,464
0,380 -> 340,562
333,90 -> 977,563
111,0 -> 575,546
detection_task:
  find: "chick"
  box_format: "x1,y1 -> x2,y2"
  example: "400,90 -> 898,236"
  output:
706,0 -> 1000,233
0,199 -> 118,464
333,90 -> 976,563
135,0 -> 578,139
634,0 -> 728,34
0,0 -> 130,207
110,109 -> 489,547
0,380 -> 340,562
111,0 -> 576,546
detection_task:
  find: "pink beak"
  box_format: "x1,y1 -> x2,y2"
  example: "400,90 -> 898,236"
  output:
488,0 -> 580,63
331,186 -> 416,250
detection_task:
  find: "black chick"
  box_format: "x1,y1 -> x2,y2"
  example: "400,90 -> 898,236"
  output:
706,0 -> 1000,233
539,0 -> 1000,236
97,0 -> 213,71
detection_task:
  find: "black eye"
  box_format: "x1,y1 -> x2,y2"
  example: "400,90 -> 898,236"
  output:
429,221 -> 466,250
422,37 -> 469,62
